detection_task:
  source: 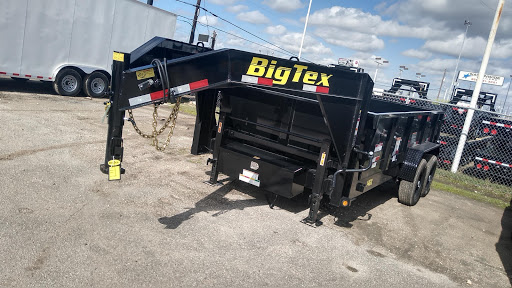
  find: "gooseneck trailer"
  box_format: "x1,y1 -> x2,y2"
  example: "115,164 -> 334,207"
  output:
101,37 -> 444,223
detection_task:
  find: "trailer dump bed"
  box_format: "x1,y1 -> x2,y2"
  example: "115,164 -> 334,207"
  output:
102,38 -> 444,223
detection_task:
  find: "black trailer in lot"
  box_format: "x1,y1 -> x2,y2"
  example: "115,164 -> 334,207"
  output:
101,37 -> 445,223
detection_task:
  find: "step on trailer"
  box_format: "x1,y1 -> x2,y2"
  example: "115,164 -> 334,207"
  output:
101,37 -> 445,223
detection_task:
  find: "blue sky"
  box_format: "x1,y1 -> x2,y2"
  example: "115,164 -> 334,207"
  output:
144,0 -> 512,112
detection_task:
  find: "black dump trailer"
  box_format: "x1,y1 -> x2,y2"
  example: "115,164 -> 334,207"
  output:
474,117 -> 512,184
438,88 -> 497,167
101,37 -> 444,223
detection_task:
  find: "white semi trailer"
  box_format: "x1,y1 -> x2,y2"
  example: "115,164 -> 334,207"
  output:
0,0 -> 176,97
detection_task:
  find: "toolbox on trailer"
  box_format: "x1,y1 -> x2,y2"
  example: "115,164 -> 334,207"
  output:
101,37 -> 444,223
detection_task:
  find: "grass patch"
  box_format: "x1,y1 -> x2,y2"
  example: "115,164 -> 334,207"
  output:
177,102 -> 196,116
433,169 -> 512,209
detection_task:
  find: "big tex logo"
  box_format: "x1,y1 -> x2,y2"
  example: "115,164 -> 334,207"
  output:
245,57 -> 332,88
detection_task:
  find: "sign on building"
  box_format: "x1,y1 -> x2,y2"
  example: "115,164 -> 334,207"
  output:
458,71 -> 504,86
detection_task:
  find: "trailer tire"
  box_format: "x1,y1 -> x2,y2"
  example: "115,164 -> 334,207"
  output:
84,72 -> 109,98
421,155 -> 437,197
398,159 -> 427,206
53,68 -> 82,96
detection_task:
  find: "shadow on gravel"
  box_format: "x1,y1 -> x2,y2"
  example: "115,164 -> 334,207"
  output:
158,180 -> 267,229
158,178 -> 398,230
496,200 -> 512,286
0,78 -> 55,94
328,181 -> 398,228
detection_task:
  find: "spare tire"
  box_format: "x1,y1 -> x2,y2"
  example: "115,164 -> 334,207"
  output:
53,68 -> 82,96
84,72 -> 109,98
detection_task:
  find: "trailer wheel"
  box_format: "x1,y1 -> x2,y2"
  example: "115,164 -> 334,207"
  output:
421,155 -> 437,197
84,72 -> 109,98
398,159 -> 427,206
53,68 -> 82,96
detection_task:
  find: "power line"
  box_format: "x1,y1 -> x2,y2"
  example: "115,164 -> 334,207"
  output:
478,0 -> 495,11
174,0 -> 306,60
177,16 -> 305,59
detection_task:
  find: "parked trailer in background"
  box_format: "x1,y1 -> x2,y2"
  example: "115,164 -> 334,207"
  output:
0,0 -> 176,97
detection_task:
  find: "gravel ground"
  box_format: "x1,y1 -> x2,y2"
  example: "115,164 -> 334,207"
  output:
0,78 -> 511,287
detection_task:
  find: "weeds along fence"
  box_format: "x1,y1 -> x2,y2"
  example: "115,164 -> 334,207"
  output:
373,92 -> 512,187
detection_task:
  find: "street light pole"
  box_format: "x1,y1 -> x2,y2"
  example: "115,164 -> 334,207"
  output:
451,1 -> 504,173
399,65 -> 408,78
503,74 -> 512,114
373,57 -> 389,83
298,0 -> 313,59
448,20 -> 471,101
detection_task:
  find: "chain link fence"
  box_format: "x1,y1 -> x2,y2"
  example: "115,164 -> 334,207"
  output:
373,90 -> 512,187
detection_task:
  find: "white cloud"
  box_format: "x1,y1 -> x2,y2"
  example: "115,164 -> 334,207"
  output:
236,10 -> 270,24
197,15 -> 219,26
308,6 -> 448,40
265,25 -> 287,35
226,5 -> 248,13
262,0 -> 304,13
423,36 -> 512,59
270,32 -> 332,56
314,28 -> 385,52
402,49 -> 432,60
208,0 -> 239,5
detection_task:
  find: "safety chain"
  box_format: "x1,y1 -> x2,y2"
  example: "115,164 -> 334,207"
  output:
127,96 -> 182,151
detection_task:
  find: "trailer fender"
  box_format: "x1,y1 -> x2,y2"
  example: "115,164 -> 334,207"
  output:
398,142 -> 440,182
52,64 -> 110,80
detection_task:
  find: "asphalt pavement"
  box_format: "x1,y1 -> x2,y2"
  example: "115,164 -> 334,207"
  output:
0,78 -> 510,287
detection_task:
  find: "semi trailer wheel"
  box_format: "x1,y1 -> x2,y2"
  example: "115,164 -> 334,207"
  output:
421,155 -> 437,197
53,68 -> 82,96
398,159 -> 427,206
84,72 -> 109,98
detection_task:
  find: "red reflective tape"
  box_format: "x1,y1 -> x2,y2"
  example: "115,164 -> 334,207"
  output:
189,79 -> 208,90
316,86 -> 329,94
37,76 -> 43,79
452,107 -> 458,111
482,158 -> 488,162
509,164 -> 512,168
505,124 -> 511,128
410,100 -> 416,103
496,161 -> 502,165
258,77 -> 273,86
400,98 -> 405,101
490,122 -> 497,125
13,73 -> 19,76
443,160 -> 451,164
25,74 -> 31,77
440,141 -> 447,145
0,72 -> 6,75
150,89 -> 167,101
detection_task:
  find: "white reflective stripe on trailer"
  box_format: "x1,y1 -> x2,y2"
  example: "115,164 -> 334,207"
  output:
0,71 -> 52,80
482,120 -> 512,129
475,157 -> 512,168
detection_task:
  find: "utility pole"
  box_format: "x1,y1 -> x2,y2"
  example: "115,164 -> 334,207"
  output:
298,0 -> 313,59
211,30 -> 217,49
451,0 -> 505,173
448,20 -> 471,102
437,69 -> 446,101
188,0 -> 202,44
